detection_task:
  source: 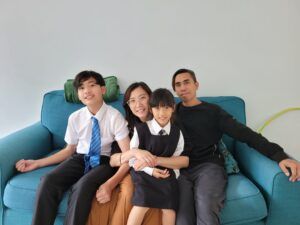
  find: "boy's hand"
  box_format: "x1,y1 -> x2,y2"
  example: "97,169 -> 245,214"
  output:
15,159 -> 39,172
152,168 -> 170,179
96,183 -> 113,204
279,159 -> 300,182
134,149 -> 157,167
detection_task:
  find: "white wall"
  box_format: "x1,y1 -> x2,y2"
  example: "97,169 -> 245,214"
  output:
1,0 -> 299,159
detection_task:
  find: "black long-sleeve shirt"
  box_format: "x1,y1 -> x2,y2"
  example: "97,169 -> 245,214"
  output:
175,101 -> 288,168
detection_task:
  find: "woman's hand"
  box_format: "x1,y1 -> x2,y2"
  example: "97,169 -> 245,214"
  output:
133,159 -> 149,171
133,149 -> 157,167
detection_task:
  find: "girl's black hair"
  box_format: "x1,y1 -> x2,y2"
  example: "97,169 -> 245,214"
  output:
149,88 -> 175,108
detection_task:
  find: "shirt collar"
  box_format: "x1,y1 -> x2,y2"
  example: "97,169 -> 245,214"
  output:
150,118 -> 171,135
83,102 -> 108,122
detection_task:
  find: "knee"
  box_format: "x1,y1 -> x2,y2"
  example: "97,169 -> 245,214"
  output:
196,197 -> 223,215
162,209 -> 175,217
40,172 -> 58,188
71,179 -> 92,194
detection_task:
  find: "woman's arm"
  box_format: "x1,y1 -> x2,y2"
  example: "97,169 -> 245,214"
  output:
110,150 -> 156,167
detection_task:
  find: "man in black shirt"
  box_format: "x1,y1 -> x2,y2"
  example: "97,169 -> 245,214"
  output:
172,68 -> 300,225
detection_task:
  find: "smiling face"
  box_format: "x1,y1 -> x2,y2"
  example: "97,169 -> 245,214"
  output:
151,105 -> 174,127
127,86 -> 150,122
174,72 -> 200,106
77,77 -> 106,113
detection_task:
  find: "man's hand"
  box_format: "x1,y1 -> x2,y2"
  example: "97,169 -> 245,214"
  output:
15,159 -> 39,172
279,159 -> 300,182
133,149 -> 157,167
96,183 -> 113,204
152,168 -> 170,179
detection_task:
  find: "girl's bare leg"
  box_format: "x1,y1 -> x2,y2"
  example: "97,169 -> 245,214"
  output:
127,206 -> 149,225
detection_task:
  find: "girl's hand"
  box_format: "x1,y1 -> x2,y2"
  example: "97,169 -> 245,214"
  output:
152,168 -> 170,179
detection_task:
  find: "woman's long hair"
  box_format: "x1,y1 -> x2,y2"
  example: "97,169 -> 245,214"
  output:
123,82 -> 152,136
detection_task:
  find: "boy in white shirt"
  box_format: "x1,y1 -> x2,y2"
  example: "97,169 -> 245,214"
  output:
15,70 -> 130,225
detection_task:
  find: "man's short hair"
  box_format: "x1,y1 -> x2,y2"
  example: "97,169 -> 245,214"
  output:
73,70 -> 105,90
172,68 -> 197,90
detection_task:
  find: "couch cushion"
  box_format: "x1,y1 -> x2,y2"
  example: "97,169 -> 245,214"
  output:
220,174 -> 267,224
4,169 -> 266,224
3,166 -> 68,214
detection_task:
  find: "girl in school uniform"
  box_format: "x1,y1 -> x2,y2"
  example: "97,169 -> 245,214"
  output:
126,88 -> 189,225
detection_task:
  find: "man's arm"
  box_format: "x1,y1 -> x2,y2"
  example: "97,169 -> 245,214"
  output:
15,144 -> 77,172
133,155 -> 189,171
219,107 -> 300,181
156,156 -> 189,169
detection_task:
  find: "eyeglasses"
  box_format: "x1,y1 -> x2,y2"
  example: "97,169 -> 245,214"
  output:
127,95 -> 148,106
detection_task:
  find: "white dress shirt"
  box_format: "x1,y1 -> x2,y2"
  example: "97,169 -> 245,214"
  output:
65,103 -> 129,156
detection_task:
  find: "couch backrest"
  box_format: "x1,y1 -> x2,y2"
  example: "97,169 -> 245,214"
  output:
41,90 -> 246,152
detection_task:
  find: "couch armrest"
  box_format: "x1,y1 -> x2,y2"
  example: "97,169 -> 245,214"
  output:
235,142 -> 300,225
0,122 -> 52,223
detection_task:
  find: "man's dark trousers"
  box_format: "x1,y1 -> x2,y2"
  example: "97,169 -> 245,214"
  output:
176,163 -> 228,225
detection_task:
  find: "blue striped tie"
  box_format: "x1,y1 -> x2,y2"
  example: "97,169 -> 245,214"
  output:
84,117 -> 101,173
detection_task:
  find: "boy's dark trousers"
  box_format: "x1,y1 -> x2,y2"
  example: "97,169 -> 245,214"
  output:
31,154 -> 115,225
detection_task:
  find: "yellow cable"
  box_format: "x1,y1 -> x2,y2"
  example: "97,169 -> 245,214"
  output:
257,107 -> 300,133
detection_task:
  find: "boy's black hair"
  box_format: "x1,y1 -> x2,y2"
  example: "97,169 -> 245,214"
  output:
73,70 -> 105,90
149,88 -> 175,108
172,68 -> 197,90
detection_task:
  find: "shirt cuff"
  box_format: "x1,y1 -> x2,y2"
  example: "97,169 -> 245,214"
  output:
128,158 -> 136,167
143,167 -> 154,176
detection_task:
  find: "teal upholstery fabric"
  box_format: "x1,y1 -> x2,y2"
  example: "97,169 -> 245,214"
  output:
235,142 -> 300,225
220,175 -> 267,224
4,166 -> 266,225
1,90 -> 300,225
4,166 -> 68,214
219,140 -> 240,174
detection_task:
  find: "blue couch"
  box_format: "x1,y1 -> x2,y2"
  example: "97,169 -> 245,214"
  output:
1,90 -> 299,225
